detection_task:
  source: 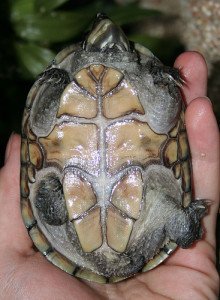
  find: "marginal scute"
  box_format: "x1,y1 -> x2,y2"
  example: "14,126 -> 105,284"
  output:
27,164 -> 36,183
46,251 -> 76,274
180,110 -> 185,130
63,172 -> 97,220
55,44 -> 79,64
111,170 -> 143,219
74,68 -> 96,96
29,142 -> 43,169
21,138 -> 28,163
134,43 -> 154,58
178,131 -> 189,160
173,163 -> 181,179
101,67 -> 123,95
73,207 -> 102,252
89,64 -> 105,80
57,82 -> 97,118
142,241 -> 177,272
181,160 -> 191,192
22,112 -> 36,140
109,275 -> 128,283
143,250 -> 168,272
183,192 -> 192,207
26,84 -> 38,108
106,120 -> 167,173
164,139 -> 178,166
26,126 -> 36,141
29,226 -> 51,254
169,121 -> 179,138
39,123 -> 99,176
21,166 -> 29,197
21,198 -> 36,228
106,206 -> 133,253
103,80 -> 145,118
75,269 -> 106,283
21,109 -> 30,136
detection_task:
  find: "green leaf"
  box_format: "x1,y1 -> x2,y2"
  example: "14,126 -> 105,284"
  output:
34,0 -> 69,13
10,0 -> 35,22
13,11 -> 93,43
107,4 -> 161,25
129,34 -> 162,50
14,42 -> 55,78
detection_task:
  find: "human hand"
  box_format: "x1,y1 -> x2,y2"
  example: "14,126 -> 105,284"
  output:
0,51 -> 219,300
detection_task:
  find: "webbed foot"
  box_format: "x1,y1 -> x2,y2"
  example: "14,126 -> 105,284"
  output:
165,199 -> 209,248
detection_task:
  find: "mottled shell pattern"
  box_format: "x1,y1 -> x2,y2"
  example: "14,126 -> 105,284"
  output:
21,15 -> 207,283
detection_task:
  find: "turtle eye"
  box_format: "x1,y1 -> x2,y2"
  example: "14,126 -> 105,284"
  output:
84,16 -> 130,52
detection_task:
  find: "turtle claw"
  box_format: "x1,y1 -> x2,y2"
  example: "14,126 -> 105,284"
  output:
165,199 -> 210,249
162,66 -> 185,87
147,60 -> 185,87
187,199 -> 210,219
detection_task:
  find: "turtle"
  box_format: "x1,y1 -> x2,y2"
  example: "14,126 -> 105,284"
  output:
20,14 -> 208,283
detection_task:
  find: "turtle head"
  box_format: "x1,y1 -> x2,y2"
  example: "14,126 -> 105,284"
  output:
83,13 -> 131,52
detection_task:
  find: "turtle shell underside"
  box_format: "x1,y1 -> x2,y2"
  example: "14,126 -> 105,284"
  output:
20,16 -> 197,284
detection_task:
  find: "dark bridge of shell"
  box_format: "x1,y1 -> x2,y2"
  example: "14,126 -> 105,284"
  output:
21,64 -> 190,258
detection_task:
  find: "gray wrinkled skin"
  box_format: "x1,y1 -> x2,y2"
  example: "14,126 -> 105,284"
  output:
23,14 -> 208,279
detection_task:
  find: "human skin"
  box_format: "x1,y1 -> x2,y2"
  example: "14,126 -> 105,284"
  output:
0,51 -> 219,300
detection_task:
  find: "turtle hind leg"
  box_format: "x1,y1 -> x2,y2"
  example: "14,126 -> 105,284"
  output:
165,199 -> 209,249
35,174 -> 68,226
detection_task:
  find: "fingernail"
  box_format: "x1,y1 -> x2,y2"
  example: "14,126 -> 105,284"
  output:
201,96 -> 212,105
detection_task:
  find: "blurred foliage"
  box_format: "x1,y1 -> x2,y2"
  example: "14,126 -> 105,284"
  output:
7,0 -> 179,79
0,0 -> 183,166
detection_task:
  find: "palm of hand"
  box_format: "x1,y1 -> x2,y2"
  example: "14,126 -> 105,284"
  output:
0,52 -> 219,300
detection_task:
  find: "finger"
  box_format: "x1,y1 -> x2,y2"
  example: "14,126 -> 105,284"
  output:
4,132 -> 15,164
185,97 -> 219,246
174,51 -> 208,104
0,134 -> 33,254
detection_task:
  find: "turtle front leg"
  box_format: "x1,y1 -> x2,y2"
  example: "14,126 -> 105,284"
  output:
147,57 -> 184,87
164,199 -> 209,248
